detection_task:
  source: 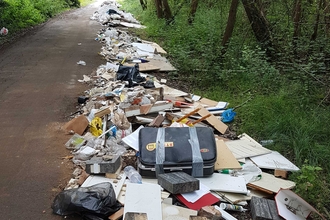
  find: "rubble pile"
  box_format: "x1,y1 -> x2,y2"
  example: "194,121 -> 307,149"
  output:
52,1 -> 325,220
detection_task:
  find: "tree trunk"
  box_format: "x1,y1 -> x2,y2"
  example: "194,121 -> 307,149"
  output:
221,0 -> 239,55
323,0 -> 330,37
188,0 -> 199,24
311,0 -> 322,41
293,0 -> 302,39
162,0 -> 172,20
139,0 -> 147,10
241,0 -> 273,56
155,0 -> 163,18
292,0 -> 302,57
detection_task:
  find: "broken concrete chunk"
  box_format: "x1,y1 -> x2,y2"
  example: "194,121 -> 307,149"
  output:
158,172 -> 199,194
197,206 -> 222,220
85,155 -> 121,174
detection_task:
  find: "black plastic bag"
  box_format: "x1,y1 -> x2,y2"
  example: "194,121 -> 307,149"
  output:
52,182 -> 120,218
116,63 -> 146,87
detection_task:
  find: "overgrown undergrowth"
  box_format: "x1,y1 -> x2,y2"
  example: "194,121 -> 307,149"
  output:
0,0 -> 81,45
119,0 -> 330,213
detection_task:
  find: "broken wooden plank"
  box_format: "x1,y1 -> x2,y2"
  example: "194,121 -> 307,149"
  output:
247,172 -> 296,194
197,105 -> 228,134
148,114 -> 165,127
126,62 -> 160,72
124,102 -> 173,117
109,207 -> 124,220
215,140 -> 241,170
94,107 -> 111,118
198,98 -> 219,107
274,169 -> 288,179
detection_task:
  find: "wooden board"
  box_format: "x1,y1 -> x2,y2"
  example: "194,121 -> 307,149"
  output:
124,183 -> 162,220
109,207 -> 124,220
247,172 -> 296,194
213,188 -> 271,204
63,115 -> 89,135
124,102 -> 173,117
197,105 -> 228,134
215,140 -> 242,170
198,98 -> 219,107
126,62 -> 160,72
250,151 -> 300,171
224,133 -> 272,159
197,173 -> 248,194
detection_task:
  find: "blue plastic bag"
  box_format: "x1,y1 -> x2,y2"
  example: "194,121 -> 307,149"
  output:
221,108 -> 237,123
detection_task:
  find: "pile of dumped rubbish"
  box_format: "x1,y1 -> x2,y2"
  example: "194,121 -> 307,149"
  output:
51,1 -> 325,220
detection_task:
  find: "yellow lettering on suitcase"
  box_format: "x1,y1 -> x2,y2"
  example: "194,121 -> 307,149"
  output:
146,142 -> 174,151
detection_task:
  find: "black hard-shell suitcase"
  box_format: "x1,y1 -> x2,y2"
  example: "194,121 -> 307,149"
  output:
137,127 -> 217,177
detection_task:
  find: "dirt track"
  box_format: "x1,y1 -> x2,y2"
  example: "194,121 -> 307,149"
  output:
0,1 -> 104,219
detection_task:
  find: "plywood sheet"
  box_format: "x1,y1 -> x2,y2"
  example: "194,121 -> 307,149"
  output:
197,105 -> 228,134
248,172 -> 296,194
124,183 -> 162,220
215,140 -> 241,170
250,151 -> 300,171
225,133 -> 272,159
197,173 -> 248,194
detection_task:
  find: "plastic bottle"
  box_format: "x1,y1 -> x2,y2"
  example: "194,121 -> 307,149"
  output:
124,166 -> 142,184
260,140 -> 274,146
220,203 -> 247,212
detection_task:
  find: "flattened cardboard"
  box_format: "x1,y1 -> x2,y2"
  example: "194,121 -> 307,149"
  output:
247,172 -> 296,194
63,115 -> 89,135
275,189 -> 323,220
148,55 -> 176,72
224,133 -> 272,159
215,140 -> 241,170
142,40 -> 167,54
197,105 -> 228,134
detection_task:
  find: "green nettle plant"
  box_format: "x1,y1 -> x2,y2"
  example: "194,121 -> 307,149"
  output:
291,163 -> 329,210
